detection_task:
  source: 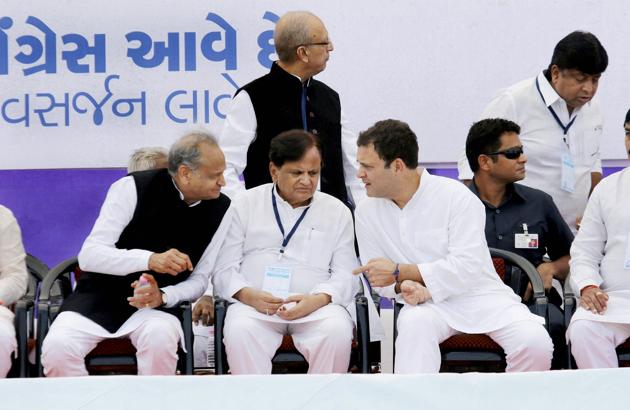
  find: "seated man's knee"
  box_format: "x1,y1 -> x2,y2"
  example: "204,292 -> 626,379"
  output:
224,315 -> 259,347
567,320 -> 598,346
318,315 -> 353,346
135,317 -> 180,353
41,328 -> 79,370
397,307 -> 442,344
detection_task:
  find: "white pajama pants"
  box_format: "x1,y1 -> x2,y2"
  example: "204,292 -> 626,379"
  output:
41,310 -> 181,377
224,303 -> 353,374
395,305 -> 553,373
567,320 -> 630,369
0,315 -> 16,378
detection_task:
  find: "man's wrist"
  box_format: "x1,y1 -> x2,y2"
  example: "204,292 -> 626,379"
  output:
580,285 -> 598,296
160,290 -> 168,307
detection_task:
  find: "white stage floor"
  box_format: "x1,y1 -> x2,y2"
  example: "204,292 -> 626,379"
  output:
3,368 -> 629,410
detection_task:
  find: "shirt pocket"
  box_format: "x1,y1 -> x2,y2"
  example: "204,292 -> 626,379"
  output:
573,124 -> 601,165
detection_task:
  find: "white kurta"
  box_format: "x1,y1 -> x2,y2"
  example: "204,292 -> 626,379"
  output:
218,90 -> 366,205
0,205 -> 28,377
355,170 -> 543,334
214,183 -> 356,323
570,168 -> 630,324
457,71 -> 603,233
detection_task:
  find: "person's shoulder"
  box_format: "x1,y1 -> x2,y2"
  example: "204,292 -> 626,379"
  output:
239,71 -> 271,93
513,182 -> 552,201
0,204 -> 17,227
314,191 -> 351,216
311,78 -> 339,96
496,76 -> 536,99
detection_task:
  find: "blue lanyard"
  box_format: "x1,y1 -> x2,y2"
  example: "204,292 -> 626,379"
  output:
300,85 -> 308,131
272,185 -> 311,257
535,77 -> 576,138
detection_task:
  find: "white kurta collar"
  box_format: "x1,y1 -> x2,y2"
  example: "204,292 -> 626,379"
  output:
536,71 -> 584,119
171,178 -> 201,207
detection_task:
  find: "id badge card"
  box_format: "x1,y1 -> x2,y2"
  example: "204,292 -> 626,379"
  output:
262,266 -> 292,299
515,233 -> 539,249
561,152 -> 576,193
624,233 -> 630,270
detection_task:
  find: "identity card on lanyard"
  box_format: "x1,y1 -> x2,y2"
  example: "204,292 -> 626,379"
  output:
535,77 -> 576,193
561,150 -> 576,193
262,267 -> 292,299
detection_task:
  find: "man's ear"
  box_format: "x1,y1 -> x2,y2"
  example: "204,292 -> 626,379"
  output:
178,165 -> 192,183
478,155 -> 492,172
269,162 -> 278,182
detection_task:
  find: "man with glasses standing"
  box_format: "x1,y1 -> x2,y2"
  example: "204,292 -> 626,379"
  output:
219,10 -> 364,208
458,31 -> 608,234
465,118 -> 574,368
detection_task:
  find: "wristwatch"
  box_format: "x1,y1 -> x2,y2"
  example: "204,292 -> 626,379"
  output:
160,290 -> 168,307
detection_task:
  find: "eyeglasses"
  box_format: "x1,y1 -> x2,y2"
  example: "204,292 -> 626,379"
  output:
298,41 -> 333,48
484,146 -> 524,160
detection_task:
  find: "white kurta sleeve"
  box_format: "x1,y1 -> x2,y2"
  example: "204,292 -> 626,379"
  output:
340,109 -> 366,206
161,207 -> 234,307
0,207 -> 28,306
418,192 -> 493,303
310,207 -> 356,305
355,206 -> 397,299
569,184 -> 605,293
457,91 -> 518,180
78,177 -> 153,275
212,202 -> 252,301
219,91 -> 257,200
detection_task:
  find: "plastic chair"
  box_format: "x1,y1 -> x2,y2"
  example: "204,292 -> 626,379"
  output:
11,254 -> 48,377
36,257 -> 193,376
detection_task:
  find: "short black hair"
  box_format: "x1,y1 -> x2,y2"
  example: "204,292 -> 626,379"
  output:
357,119 -> 418,168
625,108 -> 630,125
466,118 -> 521,173
269,129 -> 321,167
548,31 -> 608,75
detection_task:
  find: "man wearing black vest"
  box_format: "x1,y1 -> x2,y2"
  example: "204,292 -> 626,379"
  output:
219,10 -> 365,208
41,132 -> 232,376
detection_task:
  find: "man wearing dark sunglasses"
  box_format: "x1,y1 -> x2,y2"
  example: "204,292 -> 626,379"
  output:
458,31 -> 608,235
466,118 -> 574,368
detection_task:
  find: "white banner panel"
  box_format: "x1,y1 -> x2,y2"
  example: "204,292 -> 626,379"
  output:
1,0 -> 629,169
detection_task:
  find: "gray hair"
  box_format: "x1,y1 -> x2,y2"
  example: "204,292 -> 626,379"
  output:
274,11 -> 319,63
168,131 -> 218,176
127,146 -> 168,173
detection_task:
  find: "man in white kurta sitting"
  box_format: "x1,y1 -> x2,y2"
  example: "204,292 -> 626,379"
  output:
353,119 -> 553,373
214,129 -> 356,374
41,132 -> 232,376
0,205 -> 28,377
567,121 -> 630,368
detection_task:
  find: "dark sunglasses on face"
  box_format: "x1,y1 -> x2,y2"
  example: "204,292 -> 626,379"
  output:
485,145 -> 524,160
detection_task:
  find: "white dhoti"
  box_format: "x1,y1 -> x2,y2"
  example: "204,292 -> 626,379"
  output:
224,303 -> 353,374
0,308 -> 17,378
42,309 -> 183,377
395,304 -> 553,374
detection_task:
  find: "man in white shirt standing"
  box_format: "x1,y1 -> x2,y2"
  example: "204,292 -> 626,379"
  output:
0,205 -> 28,378
354,119 -> 552,373
42,132 -> 232,376
219,11 -> 365,208
214,129 -> 356,374
567,113 -> 630,368
457,31 -> 608,233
